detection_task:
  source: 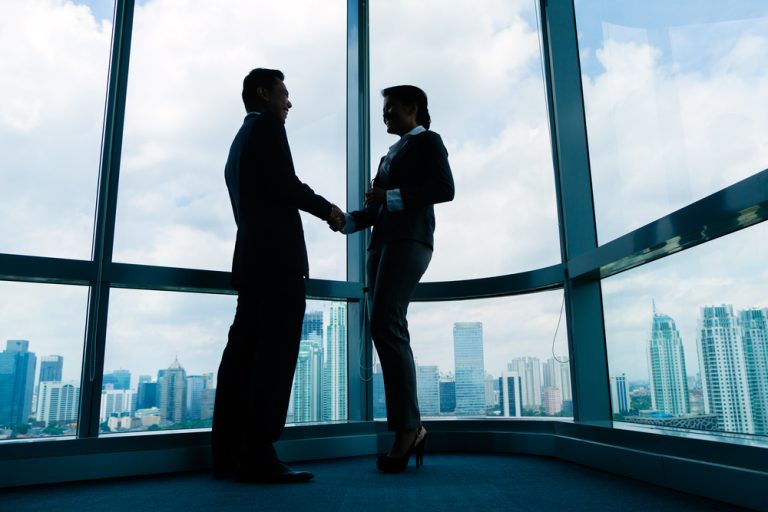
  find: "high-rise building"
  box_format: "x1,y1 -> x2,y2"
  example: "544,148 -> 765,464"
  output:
499,371 -> 523,417
36,381 -> 79,425
302,311 -> 323,341
739,308 -> 768,435
507,357 -> 542,411
697,305 -> 754,433
159,357 -> 187,424
100,386 -> 134,422
484,373 -> 498,408
610,373 -> 631,415
294,334 -> 323,423
416,365 -> 440,416
39,355 -> 63,383
372,363 -> 387,419
453,322 -> 485,415
648,308 -> 690,416
136,381 -> 158,410
0,340 -> 37,427
323,302 -> 347,422
439,378 -> 456,414
543,386 -> 563,415
103,369 -> 131,391
185,374 -> 211,420
543,357 -> 571,406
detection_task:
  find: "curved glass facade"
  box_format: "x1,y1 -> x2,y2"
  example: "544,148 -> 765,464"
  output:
1,0 -> 767,461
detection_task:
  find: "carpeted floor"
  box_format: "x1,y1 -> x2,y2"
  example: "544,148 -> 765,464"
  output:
0,454 -> 748,511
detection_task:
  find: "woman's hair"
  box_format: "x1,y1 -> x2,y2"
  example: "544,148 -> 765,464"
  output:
242,68 -> 285,112
381,85 -> 431,129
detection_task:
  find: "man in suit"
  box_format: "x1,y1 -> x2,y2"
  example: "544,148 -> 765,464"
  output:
212,68 -> 344,483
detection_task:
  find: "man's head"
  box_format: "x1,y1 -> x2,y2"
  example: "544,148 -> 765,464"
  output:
242,68 -> 292,123
381,85 -> 431,135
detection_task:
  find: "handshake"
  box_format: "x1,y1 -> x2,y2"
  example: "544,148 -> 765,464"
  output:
326,186 -> 386,233
327,205 -> 346,232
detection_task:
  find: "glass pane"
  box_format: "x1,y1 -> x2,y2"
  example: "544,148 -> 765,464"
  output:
603,222 -> 768,440
288,301 -> 348,425
0,282 -> 88,441
103,290 -> 346,434
373,291 -> 571,420
113,1 -> 346,279
576,2 -> 768,244
0,1 -> 113,259
369,1 -> 561,281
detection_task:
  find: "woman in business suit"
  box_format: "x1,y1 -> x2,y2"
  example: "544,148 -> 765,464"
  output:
342,85 -> 454,472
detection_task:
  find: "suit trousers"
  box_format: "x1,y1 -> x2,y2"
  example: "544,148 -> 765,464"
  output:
211,275 -> 306,470
368,240 -> 432,431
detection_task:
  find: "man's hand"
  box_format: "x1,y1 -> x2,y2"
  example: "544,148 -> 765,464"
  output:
327,205 -> 346,232
365,187 -> 386,208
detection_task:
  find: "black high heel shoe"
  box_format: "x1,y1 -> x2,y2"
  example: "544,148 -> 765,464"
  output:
377,427 -> 428,473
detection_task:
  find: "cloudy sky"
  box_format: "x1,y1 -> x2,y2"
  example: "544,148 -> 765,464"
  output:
1,1 -> 767,413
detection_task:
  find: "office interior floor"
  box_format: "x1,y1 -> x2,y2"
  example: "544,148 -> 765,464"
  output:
0,453 -> 750,511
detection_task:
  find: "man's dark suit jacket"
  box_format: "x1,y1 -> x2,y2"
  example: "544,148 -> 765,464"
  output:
225,111 -> 333,289
351,130 -> 455,252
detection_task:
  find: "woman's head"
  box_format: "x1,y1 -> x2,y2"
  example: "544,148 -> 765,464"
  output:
381,85 -> 431,134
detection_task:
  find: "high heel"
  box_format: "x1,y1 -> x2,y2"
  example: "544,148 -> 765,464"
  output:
377,427 -> 427,473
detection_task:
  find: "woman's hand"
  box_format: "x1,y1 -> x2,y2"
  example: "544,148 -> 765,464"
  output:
365,187 -> 386,208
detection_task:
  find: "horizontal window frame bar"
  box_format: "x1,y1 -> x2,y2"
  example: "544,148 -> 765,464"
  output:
0,254 -> 94,285
569,167 -> 768,281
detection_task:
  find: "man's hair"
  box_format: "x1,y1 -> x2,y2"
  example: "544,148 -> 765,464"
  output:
242,68 -> 285,112
381,85 -> 431,129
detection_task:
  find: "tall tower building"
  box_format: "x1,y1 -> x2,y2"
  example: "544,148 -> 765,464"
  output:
103,369 -> 131,390
507,357 -> 542,410
439,378 -> 456,414
36,381 -> 79,425
416,365 -> 440,416
453,322 -> 485,415
39,355 -> 64,383
294,334 -> 323,423
697,305 -> 754,433
302,311 -> 323,340
499,371 -> 523,417
610,373 -> 631,414
0,340 -> 37,428
323,302 -> 347,422
185,374 -> 210,420
739,308 -> 768,435
648,308 -> 690,416
543,357 -> 571,408
543,386 -> 563,415
100,386 -> 134,422
159,357 -> 187,424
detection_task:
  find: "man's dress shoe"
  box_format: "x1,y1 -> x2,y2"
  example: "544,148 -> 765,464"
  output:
235,461 -> 314,483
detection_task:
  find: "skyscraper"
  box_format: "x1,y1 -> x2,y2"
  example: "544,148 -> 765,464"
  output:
39,355 -> 63,383
739,308 -> 768,435
453,322 -> 485,415
302,311 -> 323,341
543,357 -> 571,407
103,369 -> 131,390
648,308 -> 690,416
416,365 -> 440,416
185,374 -> 210,420
507,357 -> 542,411
159,357 -> 187,424
100,386 -> 134,422
36,381 -> 79,426
543,386 -> 563,415
610,373 -> 630,415
0,340 -> 36,428
137,381 -> 158,410
439,378 -> 456,414
294,334 -> 323,423
499,371 -> 523,417
323,302 -> 347,422
697,305 -> 754,433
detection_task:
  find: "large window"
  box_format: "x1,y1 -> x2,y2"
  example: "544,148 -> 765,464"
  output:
373,291 -> 571,420
576,1 -> 768,244
112,0 -> 347,279
101,292 -> 346,434
0,282 -> 88,441
603,222 -> 768,438
0,0 -> 114,259
369,0 -> 561,281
